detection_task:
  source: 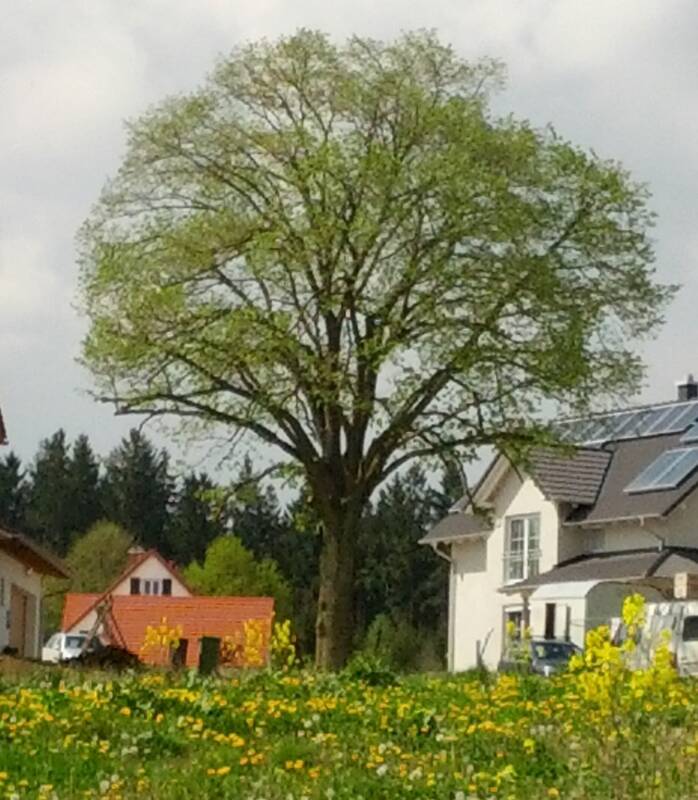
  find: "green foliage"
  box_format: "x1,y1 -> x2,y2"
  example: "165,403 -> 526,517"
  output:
65,520 -> 133,592
167,472 -> 221,564
43,520 -> 133,633
0,451 -> 28,529
359,613 -> 444,673
102,429 -> 172,554
342,652 -> 397,687
77,29 -> 673,665
184,536 -> 293,620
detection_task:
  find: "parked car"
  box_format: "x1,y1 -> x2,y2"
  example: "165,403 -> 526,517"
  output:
498,638 -> 581,676
41,633 -> 102,663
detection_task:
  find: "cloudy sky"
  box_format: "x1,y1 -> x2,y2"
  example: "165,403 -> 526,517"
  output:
2,0 -> 697,472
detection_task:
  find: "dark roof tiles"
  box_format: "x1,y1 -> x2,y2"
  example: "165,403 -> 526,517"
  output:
530,447 -> 611,505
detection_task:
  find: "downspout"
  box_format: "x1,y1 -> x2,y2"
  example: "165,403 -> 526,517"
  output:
430,543 -> 455,672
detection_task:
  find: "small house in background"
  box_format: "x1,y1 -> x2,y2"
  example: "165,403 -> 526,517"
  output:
0,406 -> 70,657
61,548 -> 275,667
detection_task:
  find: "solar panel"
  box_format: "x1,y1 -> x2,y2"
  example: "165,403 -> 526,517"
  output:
625,447 -> 698,494
560,401 -> 698,446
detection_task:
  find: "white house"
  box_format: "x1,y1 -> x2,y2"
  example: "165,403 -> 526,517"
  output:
0,406 -> 69,658
422,376 -> 698,671
0,527 -> 69,658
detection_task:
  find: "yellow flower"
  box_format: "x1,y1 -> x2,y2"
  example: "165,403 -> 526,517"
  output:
216,766 -> 231,776
119,707 -> 131,717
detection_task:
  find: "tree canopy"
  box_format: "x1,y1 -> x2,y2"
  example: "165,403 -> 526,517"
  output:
78,30 -> 673,667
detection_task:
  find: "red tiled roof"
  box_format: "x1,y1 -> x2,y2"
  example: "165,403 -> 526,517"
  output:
62,593 -> 101,631
64,594 -> 275,668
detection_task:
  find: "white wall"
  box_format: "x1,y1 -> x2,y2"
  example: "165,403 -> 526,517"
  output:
112,555 -> 190,597
450,471 -> 560,670
0,550 -> 43,657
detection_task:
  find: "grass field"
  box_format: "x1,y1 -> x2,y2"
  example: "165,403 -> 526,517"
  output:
0,646 -> 697,800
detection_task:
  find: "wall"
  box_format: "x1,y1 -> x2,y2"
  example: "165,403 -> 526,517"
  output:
112,555 -> 190,597
0,550 -> 43,657
450,470 -> 560,670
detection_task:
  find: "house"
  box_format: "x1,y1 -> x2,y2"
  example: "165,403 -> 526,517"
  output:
422,375 -> 698,671
62,548 -> 275,666
0,406 -> 70,657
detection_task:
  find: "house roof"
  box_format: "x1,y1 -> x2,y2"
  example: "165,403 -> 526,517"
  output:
501,546 -> 698,593
64,594 -> 275,667
61,593 -> 101,630
425,397 -> 698,544
102,548 -> 192,597
0,526 -> 69,578
565,432 -> 698,525
62,548 -> 193,631
529,447 -> 611,505
420,511 -> 492,545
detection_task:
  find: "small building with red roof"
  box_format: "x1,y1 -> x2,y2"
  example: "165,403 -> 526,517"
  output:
61,547 -> 274,667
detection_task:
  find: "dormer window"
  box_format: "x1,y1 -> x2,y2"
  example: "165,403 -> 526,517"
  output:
503,515 -> 540,584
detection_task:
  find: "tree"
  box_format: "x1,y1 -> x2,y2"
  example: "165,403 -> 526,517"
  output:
78,31 -> 673,667
0,451 -> 29,530
184,536 -> 292,620
357,465 -> 447,636
64,520 -> 133,593
27,430 -> 74,553
43,520 -> 133,632
102,429 -> 172,554
230,457 -> 287,559
167,472 -> 222,564
67,434 -> 103,544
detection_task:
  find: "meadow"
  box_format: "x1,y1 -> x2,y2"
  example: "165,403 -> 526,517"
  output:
0,646 -> 697,800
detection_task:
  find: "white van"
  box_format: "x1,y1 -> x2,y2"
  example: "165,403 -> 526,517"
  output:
628,601 -> 698,676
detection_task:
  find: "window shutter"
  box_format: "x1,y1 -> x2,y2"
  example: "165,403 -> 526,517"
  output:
130,578 -> 140,595
162,579 -> 172,596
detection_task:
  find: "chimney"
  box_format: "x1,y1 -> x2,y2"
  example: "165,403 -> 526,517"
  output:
677,374 -> 698,402
126,545 -> 146,569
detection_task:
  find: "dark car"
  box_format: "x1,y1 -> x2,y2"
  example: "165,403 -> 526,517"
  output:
499,638 -> 581,676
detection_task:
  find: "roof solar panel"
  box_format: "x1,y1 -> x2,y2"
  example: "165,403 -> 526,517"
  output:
560,401 -> 698,446
625,447 -> 698,494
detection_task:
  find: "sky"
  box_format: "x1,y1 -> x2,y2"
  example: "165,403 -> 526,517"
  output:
2,0 -> 698,477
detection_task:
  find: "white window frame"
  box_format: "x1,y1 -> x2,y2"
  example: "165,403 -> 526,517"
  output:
503,514 -> 541,584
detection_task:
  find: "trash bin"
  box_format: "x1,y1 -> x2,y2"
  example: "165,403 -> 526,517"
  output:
199,636 -> 220,675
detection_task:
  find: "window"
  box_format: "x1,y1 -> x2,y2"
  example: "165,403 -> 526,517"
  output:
144,580 -> 151,595
130,578 -> 140,595
151,580 -> 160,595
504,608 -> 524,640
683,616 -> 698,642
162,579 -> 172,596
503,515 -> 540,583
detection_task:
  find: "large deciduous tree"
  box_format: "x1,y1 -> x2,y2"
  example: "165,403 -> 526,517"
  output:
78,31 -> 673,667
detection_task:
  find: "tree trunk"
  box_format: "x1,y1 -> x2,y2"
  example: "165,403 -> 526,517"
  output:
315,516 -> 358,670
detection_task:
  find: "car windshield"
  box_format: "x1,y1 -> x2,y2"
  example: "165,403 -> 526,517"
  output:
532,642 -> 577,661
65,636 -> 86,650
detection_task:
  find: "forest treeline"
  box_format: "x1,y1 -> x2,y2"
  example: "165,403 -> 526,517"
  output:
0,429 -> 460,666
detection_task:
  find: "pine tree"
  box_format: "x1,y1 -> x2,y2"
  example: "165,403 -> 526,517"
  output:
67,434 -> 102,544
356,465 -> 448,660
102,429 -> 173,554
0,451 -> 28,529
167,472 -> 221,565
27,430 -> 74,553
